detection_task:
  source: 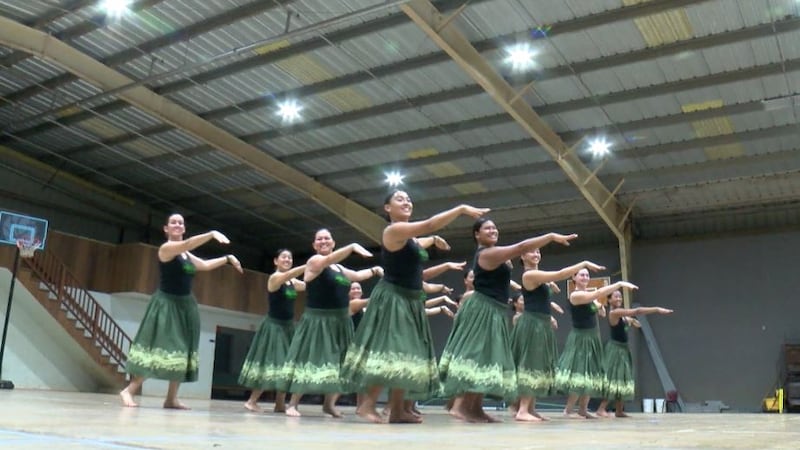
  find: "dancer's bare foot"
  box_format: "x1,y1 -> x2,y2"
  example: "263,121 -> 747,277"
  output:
163,401 -> 191,410
285,405 -> 301,417
274,404 -> 286,413
119,388 -> 138,408
529,410 -> 549,421
389,410 -> 423,424
244,401 -> 262,412
595,409 -> 609,418
615,411 -> 630,418
515,411 -> 543,422
356,406 -> 385,423
323,404 -> 344,418
578,410 -> 597,419
461,411 -> 488,423
478,410 -> 502,423
448,406 -> 466,420
563,410 -> 585,419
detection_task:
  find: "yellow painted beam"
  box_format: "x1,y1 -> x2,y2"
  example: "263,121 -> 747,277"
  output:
0,16 -> 385,244
401,0 -> 627,238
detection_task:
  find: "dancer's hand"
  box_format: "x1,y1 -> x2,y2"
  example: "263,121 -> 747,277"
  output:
433,236 -> 451,251
549,233 -> 578,246
583,261 -> 605,272
461,205 -> 490,218
350,243 -> 373,258
211,231 -> 230,244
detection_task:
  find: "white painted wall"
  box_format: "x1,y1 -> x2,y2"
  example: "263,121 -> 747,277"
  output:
0,268 -> 102,391
110,292 -> 261,399
0,269 -> 261,399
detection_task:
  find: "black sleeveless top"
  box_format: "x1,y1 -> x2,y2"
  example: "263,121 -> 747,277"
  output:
609,316 -> 628,343
381,239 -> 425,290
351,309 -> 364,330
473,248 -> 511,305
570,301 -> 598,329
268,282 -> 297,321
306,265 -> 350,309
159,254 -> 195,295
523,282 -> 551,315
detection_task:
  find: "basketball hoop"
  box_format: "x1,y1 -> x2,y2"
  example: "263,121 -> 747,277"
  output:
16,239 -> 40,259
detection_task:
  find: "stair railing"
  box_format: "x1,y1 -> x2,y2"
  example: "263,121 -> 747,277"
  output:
20,249 -> 131,369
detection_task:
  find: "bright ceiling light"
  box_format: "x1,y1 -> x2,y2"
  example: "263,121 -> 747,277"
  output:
588,138 -> 611,157
276,100 -> 302,122
385,171 -> 404,187
100,0 -> 132,20
504,44 -> 536,71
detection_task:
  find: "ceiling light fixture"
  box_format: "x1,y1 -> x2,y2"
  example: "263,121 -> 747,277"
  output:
588,138 -> 611,157
385,171 -> 404,187
276,100 -> 302,122
100,0 -> 132,20
504,44 -> 536,72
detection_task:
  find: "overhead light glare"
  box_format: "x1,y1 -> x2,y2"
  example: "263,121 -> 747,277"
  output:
277,100 -> 302,122
504,44 -> 537,71
588,138 -> 611,157
385,171 -> 404,187
100,0 -> 132,20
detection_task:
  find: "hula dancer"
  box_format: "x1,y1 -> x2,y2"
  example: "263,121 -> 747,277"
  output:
596,290 -> 673,418
282,229 -> 380,418
349,282 -> 369,331
120,213 -> 243,409
439,218 -> 576,423
512,249 -> 604,422
342,190 -> 488,424
556,269 -> 637,418
239,249 -> 306,413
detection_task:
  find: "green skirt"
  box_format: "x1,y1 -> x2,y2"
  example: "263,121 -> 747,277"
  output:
279,308 -> 353,394
555,327 -> 604,396
238,317 -> 294,390
341,280 -> 440,400
511,311 -> 558,397
126,290 -> 200,382
439,291 -> 517,400
601,340 -> 634,400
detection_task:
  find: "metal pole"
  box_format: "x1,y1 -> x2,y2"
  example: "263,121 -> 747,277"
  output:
0,245 -> 20,389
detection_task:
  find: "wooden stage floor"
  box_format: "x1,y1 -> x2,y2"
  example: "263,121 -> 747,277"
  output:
0,390 -> 798,449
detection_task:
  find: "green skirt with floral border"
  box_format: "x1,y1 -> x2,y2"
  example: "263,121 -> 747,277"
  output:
278,307 -> 353,394
341,280 -> 440,400
601,340 -> 635,400
555,327 -> 604,396
126,290 -> 200,382
438,291 -> 517,400
511,311 -> 558,397
238,317 -> 294,390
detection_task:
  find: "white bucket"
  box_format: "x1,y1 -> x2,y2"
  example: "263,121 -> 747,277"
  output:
655,398 -> 666,413
642,398 -> 655,413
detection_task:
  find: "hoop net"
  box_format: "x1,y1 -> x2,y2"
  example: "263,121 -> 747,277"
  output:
17,239 -> 40,259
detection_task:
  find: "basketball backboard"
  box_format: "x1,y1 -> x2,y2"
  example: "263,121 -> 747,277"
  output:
0,211 -> 48,248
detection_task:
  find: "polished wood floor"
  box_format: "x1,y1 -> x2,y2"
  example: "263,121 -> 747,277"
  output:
1,390 -> 798,449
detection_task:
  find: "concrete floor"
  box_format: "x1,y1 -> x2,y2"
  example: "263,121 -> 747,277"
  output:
1,390 -> 798,449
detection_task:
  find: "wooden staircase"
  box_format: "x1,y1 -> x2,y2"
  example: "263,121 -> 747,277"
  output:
15,248 -> 131,388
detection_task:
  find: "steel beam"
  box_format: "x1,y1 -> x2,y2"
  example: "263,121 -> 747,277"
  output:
19,0 -> 726,160
401,0 -> 629,237
0,16 -> 385,244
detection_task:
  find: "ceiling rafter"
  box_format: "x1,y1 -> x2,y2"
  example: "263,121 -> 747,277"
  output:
9,0 -> 713,155
36,0 -> 753,169
157,99 -> 780,205
1,0 -> 298,106
202,141 -> 800,224
0,15 -> 386,244
87,50 -> 798,180
0,0 -> 486,141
